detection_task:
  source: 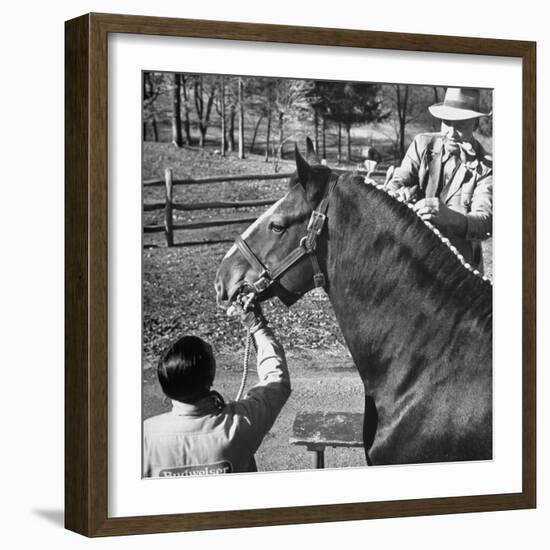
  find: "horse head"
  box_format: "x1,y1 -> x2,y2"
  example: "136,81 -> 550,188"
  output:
215,138 -> 335,308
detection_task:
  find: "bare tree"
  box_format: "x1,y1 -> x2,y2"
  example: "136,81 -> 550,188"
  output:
337,122 -> 342,163
217,77 -> 240,153
180,75 -> 192,145
273,79 -> 314,159
228,104 -> 236,152
249,114 -> 264,154
171,73 -> 184,147
306,81 -> 331,160
381,84 -> 445,159
218,75 -> 226,155
192,74 -> 217,147
143,72 -> 163,142
321,117 -> 327,160
395,84 -> 410,159
238,78 -> 245,159
214,76 -> 239,154
265,113 -> 272,162
430,86 -> 442,131
313,111 -> 319,153
245,77 -> 278,161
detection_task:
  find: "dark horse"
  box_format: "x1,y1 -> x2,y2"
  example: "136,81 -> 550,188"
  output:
215,139 -> 492,466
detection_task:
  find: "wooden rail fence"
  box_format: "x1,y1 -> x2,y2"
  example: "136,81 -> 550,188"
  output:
143,168 -> 293,247
143,167 -> 389,247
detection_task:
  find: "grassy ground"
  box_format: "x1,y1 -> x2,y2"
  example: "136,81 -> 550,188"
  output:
142,140 -> 493,473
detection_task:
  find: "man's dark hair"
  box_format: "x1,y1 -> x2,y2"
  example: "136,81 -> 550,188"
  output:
157,335 -> 216,402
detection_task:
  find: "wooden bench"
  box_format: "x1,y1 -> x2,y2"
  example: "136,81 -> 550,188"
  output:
290,412 -> 364,469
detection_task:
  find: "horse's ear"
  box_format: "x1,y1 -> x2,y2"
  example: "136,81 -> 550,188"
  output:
305,137 -> 320,164
295,143 -> 311,187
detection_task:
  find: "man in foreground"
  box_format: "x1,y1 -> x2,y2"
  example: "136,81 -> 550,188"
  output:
143,301 -> 290,477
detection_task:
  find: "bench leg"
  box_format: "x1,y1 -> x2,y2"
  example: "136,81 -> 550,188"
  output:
314,449 -> 325,469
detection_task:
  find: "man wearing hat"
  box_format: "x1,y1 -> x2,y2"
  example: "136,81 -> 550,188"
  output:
386,87 -> 492,272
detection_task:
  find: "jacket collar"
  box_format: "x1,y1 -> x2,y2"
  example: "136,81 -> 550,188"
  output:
171,391 -> 226,417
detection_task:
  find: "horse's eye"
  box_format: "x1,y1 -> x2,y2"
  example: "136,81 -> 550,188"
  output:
270,222 -> 286,234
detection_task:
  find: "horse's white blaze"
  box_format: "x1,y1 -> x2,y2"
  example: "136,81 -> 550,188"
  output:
222,197 -> 286,261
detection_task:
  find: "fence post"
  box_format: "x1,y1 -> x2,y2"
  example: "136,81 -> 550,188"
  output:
164,168 -> 174,247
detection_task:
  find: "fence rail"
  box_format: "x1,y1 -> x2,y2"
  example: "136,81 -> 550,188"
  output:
143,166 -> 390,247
143,168 -> 288,246
144,217 -> 260,234
143,172 -> 293,188
143,198 -> 277,212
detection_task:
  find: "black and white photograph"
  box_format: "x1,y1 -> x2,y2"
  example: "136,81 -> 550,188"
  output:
141,73 -> 494,477
2,0 -> 544,544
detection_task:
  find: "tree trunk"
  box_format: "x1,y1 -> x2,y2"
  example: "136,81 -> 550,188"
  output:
181,76 -> 192,145
432,86 -> 441,131
204,87 -> 216,147
346,122 -> 352,162
238,78 -> 245,159
250,115 -> 263,154
142,77 -> 148,140
337,122 -> 342,164
171,73 -> 184,147
193,75 -> 216,148
199,127 -> 206,148
229,107 -> 236,152
265,114 -> 271,162
314,111 -> 319,155
220,76 -> 226,156
396,84 -> 410,159
399,123 -> 406,159
321,117 -> 327,161
278,111 -> 284,160
152,117 -> 158,142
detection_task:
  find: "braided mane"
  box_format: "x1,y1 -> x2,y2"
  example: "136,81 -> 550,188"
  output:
349,173 -> 492,286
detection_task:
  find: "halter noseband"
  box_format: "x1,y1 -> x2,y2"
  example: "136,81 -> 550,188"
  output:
233,172 -> 339,299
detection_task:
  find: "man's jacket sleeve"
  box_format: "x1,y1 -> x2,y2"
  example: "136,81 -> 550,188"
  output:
231,325 -> 291,443
463,173 -> 493,240
387,137 -> 422,192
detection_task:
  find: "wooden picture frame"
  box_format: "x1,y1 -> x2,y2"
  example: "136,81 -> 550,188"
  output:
65,12 -> 536,537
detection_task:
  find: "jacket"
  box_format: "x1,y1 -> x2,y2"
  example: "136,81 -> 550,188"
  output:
143,326 -> 290,478
387,133 -> 493,271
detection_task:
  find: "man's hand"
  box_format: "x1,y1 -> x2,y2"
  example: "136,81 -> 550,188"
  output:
227,296 -> 266,334
413,198 -> 466,236
393,184 -> 420,204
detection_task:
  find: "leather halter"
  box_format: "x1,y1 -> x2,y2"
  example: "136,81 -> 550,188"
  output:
233,172 -> 339,298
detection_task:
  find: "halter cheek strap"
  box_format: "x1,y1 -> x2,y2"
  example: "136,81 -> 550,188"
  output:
233,172 -> 339,297
234,235 -> 272,293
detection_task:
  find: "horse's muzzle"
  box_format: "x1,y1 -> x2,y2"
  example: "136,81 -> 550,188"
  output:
215,262 -> 246,309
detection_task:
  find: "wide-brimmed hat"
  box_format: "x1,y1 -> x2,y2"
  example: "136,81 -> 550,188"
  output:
428,87 -> 491,120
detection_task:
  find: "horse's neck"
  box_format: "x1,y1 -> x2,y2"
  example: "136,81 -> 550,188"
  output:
324,183 -> 491,389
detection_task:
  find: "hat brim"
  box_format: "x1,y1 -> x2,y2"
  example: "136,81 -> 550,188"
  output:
429,103 -> 491,120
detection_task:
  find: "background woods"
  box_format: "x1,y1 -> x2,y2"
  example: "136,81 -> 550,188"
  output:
143,72 -> 493,164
